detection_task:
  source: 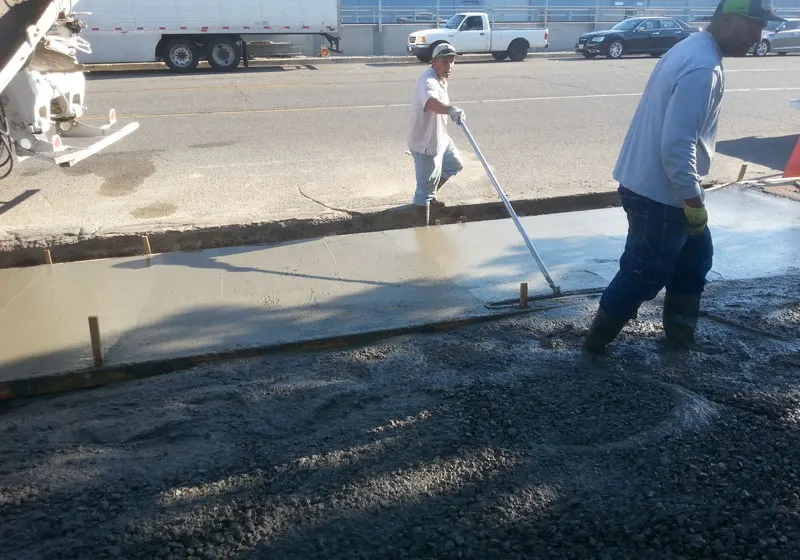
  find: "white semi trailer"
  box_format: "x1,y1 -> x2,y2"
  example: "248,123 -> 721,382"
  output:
73,0 -> 343,72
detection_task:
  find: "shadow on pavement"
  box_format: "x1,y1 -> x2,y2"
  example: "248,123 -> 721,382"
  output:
716,134 -> 799,171
1,270 -> 799,559
0,190 -> 39,217
85,65 -> 309,81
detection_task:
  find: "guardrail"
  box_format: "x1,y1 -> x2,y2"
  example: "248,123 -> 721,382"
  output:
341,4 -> 800,24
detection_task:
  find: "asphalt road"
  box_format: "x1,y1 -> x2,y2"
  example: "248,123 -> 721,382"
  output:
2,55 -> 800,247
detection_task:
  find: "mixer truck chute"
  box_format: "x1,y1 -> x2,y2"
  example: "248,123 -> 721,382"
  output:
0,0 -> 138,179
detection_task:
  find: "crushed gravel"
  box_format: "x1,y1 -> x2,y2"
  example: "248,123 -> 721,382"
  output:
1,271 -> 799,560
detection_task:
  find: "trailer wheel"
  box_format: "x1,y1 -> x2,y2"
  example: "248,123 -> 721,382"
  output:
508,39 -> 529,62
165,38 -> 199,72
207,36 -> 242,72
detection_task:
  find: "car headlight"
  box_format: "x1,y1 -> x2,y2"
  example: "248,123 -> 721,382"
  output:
418,36 -> 427,45
592,36 -> 605,42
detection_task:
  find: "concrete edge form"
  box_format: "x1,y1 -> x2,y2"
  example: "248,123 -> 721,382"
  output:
0,192 -> 622,268
0,305 -> 560,401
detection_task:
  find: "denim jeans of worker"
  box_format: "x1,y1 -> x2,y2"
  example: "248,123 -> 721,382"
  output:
599,186 -> 714,321
412,140 -> 464,206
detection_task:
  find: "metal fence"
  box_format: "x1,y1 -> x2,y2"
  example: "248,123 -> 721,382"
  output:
341,4 -> 800,24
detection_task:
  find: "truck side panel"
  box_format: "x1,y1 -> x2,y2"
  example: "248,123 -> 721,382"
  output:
490,30 -> 547,52
76,0 -> 339,34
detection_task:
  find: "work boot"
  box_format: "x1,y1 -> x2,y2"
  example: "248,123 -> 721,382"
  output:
663,292 -> 702,350
584,308 -> 629,354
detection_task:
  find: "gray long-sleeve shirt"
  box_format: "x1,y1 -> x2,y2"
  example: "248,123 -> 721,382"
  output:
613,31 -> 725,208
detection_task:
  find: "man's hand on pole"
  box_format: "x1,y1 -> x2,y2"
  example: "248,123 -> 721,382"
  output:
449,106 -> 465,125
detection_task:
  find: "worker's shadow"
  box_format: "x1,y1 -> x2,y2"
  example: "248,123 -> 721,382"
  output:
716,134 -> 798,171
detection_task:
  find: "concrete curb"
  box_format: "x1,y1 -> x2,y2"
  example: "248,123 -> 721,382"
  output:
0,192 -> 622,269
81,51 -> 578,73
0,303 -> 576,401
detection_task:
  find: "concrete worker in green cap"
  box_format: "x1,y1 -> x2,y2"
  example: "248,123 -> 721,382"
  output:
407,42 -> 466,224
585,0 -> 782,353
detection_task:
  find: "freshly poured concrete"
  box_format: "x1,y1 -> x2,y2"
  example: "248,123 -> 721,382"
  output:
1,186 -> 797,383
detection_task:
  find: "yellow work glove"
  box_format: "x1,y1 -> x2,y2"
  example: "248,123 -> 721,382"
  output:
684,206 -> 708,236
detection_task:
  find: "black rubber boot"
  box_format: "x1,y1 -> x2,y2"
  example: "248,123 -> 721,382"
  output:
584,308 -> 630,354
663,292 -> 702,350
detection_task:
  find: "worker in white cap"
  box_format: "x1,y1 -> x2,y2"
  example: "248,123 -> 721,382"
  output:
407,42 -> 466,224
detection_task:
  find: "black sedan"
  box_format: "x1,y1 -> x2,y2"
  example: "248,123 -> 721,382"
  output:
575,17 -> 699,59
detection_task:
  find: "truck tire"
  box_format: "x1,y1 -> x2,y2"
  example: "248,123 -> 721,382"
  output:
426,41 -> 446,62
207,36 -> 242,71
492,52 -> 507,61
165,38 -> 200,72
508,39 -> 529,62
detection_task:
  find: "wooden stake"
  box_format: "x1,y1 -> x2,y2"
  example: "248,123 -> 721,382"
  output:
142,235 -> 152,255
737,164 -> 748,183
43,249 -> 53,265
88,316 -> 103,367
520,282 -> 529,309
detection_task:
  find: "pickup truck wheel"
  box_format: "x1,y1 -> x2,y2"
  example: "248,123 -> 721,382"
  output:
492,52 -> 507,61
606,40 -> 624,59
508,39 -> 529,62
207,36 -> 242,71
165,38 -> 200,72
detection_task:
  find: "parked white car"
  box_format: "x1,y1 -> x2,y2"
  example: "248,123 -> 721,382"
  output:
407,12 -> 549,63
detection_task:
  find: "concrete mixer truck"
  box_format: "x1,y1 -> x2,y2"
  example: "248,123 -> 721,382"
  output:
0,0 -> 137,179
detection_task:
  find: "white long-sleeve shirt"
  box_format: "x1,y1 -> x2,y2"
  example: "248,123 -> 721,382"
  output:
613,31 -> 725,208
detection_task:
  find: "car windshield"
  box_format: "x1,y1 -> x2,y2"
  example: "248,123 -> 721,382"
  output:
611,19 -> 642,31
443,14 -> 466,29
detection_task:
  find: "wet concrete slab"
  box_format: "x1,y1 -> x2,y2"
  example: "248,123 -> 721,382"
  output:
0,185 -> 797,385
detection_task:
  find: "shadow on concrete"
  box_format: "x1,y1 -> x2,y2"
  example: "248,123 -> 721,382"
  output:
0,189 -> 39,217
85,64 -> 311,81
3,213 -> 798,391
551,55 -> 657,63
716,135 -> 799,172
0,192 -> 623,269
366,58 -> 510,68
1,269 -> 800,559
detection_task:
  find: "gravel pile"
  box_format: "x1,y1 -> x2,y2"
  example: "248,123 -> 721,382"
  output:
1,271 -> 799,560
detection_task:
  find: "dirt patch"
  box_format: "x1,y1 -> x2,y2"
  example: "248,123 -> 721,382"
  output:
62,150 -> 159,197
131,202 -> 179,220
1,272 -> 799,559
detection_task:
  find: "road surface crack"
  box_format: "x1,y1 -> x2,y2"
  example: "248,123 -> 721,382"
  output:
297,187 -> 362,217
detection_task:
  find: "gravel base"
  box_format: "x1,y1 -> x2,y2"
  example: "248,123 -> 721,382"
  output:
1,271 -> 799,560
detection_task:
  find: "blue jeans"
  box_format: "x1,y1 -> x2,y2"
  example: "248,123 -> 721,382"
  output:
412,140 -> 464,206
600,186 -> 714,320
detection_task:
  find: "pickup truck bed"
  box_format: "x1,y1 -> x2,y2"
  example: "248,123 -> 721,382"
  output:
408,13 -> 549,63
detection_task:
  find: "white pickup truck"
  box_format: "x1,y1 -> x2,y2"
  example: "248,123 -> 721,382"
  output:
408,12 -> 549,63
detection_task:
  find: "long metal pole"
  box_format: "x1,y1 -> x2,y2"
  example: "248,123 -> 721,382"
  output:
459,122 -> 561,296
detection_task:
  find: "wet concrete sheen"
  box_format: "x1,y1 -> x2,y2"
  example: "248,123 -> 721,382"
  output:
0,186 -> 797,383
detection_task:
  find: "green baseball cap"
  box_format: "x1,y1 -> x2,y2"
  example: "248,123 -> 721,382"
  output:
715,0 -> 784,22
